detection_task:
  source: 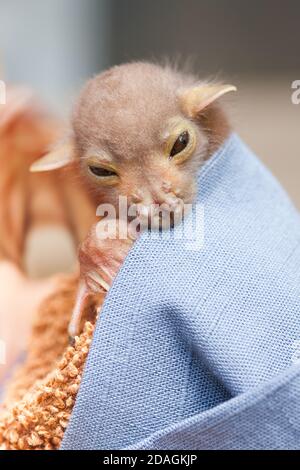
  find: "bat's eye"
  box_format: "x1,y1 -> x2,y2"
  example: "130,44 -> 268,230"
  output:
170,131 -> 189,158
88,166 -> 117,178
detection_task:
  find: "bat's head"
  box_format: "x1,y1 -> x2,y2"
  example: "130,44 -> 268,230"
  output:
31,62 -> 236,230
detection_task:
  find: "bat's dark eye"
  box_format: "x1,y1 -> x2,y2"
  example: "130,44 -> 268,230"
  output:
170,131 -> 190,158
88,166 -> 117,178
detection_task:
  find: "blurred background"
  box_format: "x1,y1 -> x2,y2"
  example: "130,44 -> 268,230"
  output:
1,0 -> 300,207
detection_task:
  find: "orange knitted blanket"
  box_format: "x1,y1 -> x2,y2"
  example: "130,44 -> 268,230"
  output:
0,276 -> 94,450
0,274 -> 104,450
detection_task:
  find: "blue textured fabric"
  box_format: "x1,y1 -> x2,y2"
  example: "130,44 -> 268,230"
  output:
127,364 -> 300,450
62,134 -> 300,450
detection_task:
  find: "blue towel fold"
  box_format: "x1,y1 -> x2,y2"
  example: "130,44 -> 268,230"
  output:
62,134 -> 300,450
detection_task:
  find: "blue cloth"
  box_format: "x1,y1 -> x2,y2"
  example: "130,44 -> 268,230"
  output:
62,134 -> 300,450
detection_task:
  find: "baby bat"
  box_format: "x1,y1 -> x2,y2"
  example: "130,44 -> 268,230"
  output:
31,62 -> 236,338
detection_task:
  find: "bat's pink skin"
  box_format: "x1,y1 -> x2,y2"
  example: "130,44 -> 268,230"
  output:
68,220 -> 136,339
64,62 -> 235,339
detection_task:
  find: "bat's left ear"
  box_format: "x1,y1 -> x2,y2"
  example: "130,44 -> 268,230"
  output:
30,140 -> 75,172
180,83 -> 237,118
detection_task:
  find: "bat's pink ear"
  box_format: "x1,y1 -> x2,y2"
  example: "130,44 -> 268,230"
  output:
30,141 -> 75,172
180,83 -> 237,118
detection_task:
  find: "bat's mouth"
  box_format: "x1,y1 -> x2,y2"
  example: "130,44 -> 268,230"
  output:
132,202 -> 185,232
